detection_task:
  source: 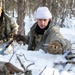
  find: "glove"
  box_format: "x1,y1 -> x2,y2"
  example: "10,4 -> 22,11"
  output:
48,41 -> 63,54
9,33 -> 14,38
13,34 -> 25,44
14,34 -> 25,41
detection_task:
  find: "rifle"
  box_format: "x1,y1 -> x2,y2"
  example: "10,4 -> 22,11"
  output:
53,60 -> 75,67
53,60 -> 75,72
53,50 -> 71,72
0,40 -> 13,55
52,49 -> 75,72
65,53 -> 75,60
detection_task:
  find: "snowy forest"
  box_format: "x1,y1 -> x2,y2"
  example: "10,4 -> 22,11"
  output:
0,0 -> 75,34
0,0 -> 75,75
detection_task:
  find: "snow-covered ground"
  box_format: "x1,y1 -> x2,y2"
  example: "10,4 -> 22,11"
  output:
0,16 -> 75,75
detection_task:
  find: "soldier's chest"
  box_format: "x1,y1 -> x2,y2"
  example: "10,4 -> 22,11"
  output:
35,34 -> 43,44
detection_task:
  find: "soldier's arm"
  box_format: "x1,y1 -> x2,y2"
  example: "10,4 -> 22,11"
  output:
10,18 -> 19,34
14,34 -> 30,45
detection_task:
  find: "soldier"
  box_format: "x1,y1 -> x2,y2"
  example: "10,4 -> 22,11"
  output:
0,6 -> 20,75
16,6 -> 71,54
0,7 -> 19,54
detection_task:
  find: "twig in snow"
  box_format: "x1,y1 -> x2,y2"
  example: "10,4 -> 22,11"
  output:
67,64 -> 73,71
16,55 -> 33,75
26,63 -> 35,70
9,50 -> 17,62
23,54 -> 29,61
39,65 -> 47,75
16,55 -> 26,71
23,54 -> 34,63
52,70 -> 55,75
9,43 -> 20,62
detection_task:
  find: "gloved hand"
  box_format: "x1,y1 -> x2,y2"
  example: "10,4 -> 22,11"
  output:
9,33 -> 14,38
48,41 -> 63,54
10,33 -> 14,38
13,34 -> 25,45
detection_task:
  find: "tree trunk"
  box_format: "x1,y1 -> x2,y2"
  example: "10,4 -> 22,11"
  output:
17,0 -> 25,35
42,0 -> 47,6
2,0 -> 5,11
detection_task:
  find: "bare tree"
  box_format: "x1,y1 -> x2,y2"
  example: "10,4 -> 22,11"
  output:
17,0 -> 25,35
0,0 -> 75,29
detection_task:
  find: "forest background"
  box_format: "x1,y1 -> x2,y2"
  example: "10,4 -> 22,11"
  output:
0,1 -> 75,75
0,0 -> 75,35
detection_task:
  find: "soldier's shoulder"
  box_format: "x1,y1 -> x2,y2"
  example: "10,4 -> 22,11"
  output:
31,22 -> 37,30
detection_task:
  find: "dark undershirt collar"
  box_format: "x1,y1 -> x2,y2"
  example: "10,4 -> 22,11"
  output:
35,21 -> 50,35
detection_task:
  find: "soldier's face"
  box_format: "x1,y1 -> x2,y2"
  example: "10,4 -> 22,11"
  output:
37,19 -> 50,29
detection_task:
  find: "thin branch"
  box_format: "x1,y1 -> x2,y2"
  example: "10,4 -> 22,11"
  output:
67,64 -> 73,71
23,54 -> 29,61
26,63 -> 35,70
9,50 -> 17,62
39,65 -> 47,75
16,55 -> 26,71
16,55 -> 33,75
23,54 -> 34,62
52,70 -> 55,75
9,42 -> 20,62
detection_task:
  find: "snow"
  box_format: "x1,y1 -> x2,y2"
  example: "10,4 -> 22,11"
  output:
0,16 -> 75,75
